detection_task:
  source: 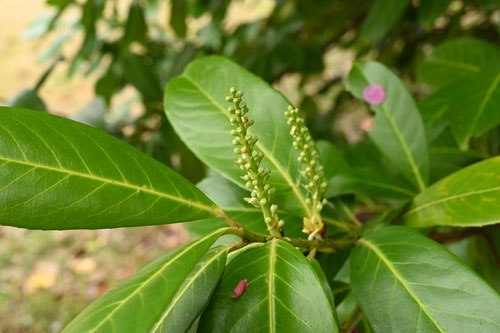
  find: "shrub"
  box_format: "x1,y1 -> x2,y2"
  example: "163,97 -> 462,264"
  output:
1,52 -> 500,331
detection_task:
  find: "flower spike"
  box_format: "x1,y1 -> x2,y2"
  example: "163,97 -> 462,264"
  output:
285,106 -> 327,239
226,88 -> 283,237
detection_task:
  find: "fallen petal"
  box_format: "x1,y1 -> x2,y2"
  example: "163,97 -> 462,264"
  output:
363,85 -> 386,105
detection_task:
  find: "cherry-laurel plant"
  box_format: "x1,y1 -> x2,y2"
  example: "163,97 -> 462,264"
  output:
1,54 -> 500,332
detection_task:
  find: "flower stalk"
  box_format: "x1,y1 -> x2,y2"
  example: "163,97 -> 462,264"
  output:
226,88 -> 284,237
285,106 -> 328,240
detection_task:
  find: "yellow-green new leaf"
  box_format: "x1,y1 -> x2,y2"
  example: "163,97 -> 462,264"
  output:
63,229 -> 227,333
0,107 -> 220,230
351,226 -> 500,332
402,156 -> 500,228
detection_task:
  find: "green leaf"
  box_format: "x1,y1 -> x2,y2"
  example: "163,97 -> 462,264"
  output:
335,291 -> 358,323
122,3 -> 147,46
198,239 -> 340,333
317,140 -> 349,179
418,90 -> 449,143
351,226 -> 500,332
164,56 -> 312,218
0,107 -> 220,230
418,0 -> 452,25
417,38 -> 500,89
318,141 -> 414,199
360,0 -> 411,42
402,156 -> 500,228
444,69 -> 500,150
6,89 -> 46,112
121,53 -> 162,101
63,229 -> 227,333
346,61 -> 429,191
170,0 -> 187,37
448,236 -> 500,292
327,169 -> 416,199
186,176 -> 304,238
428,132 -> 482,182
310,258 -> 336,310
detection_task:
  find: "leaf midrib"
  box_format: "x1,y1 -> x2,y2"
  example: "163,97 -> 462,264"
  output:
348,175 -> 415,196
181,75 -> 312,218
466,72 -> 500,144
83,230 -> 222,333
359,238 -> 445,333
426,58 -> 481,73
380,104 -> 426,191
149,247 -> 227,332
0,156 -> 220,216
268,239 -> 277,333
403,185 -> 500,218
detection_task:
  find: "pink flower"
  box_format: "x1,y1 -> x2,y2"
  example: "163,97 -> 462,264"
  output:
232,279 -> 249,299
363,85 -> 386,105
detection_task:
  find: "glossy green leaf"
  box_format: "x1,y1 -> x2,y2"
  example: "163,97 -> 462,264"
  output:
444,69 -> 500,150
198,239 -> 339,332
64,229 -> 227,333
0,107 -> 220,229
360,0 -> 411,42
402,156 -> 500,228
164,56 -> 312,218
418,38 -> 500,89
351,226 -> 500,332
186,176 -> 304,238
347,61 -> 429,191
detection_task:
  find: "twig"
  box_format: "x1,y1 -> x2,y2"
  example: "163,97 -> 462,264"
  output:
428,225 -> 500,244
483,234 -> 500,271
306,247 -> 317,261
225,226 -> 355,253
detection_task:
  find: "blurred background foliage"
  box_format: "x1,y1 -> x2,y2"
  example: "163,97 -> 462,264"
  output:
1,0 -> 499,331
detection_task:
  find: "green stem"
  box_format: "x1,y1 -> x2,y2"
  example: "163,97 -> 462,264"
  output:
224,226 -> 354,253
341,305 -> 361,333
34,56 -> 63,92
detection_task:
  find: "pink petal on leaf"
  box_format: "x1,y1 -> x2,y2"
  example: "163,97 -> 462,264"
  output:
363,85 -> 386,105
